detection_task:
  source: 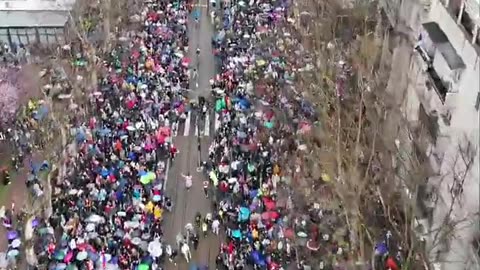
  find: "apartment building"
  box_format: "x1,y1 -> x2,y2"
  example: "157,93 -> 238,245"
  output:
380,0 -> 479,269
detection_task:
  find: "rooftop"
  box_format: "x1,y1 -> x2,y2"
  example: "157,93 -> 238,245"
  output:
0,0 -> 74,28
0,0 -> 75,11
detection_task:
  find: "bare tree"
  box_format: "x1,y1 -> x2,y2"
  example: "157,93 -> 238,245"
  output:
284,0 -> 478,269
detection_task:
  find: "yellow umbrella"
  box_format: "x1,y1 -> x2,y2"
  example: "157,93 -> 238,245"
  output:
209,171 -> 218,186
321,173 -> 331,182
256,59 -> 266,66
140,172 -> 156,185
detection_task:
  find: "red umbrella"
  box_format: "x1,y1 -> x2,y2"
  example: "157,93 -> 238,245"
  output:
262,197 -> 276,211
298,121 -> 312,134
158,126 -> 171,137
181,57 -> 191,67
283,228 -> 295,239
261,211 -> 279,220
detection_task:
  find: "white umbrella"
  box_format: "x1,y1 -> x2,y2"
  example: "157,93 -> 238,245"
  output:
86,223 -> 96,232
0,252 -> 8,268
76,251 -> 88,261
132,237 -> 142,245
126,126 -> 136,131
11,239 -> 21,248
148,240 -> 162,258
86,214 -> 104,223
6,249 -> 18,258
68,189 -> 78,195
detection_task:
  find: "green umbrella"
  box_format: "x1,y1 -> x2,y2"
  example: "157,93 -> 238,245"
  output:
264,121 -> 274,129
248,164 -> 255,172
53,250 -> 66,260
140,172 -> 156,185
215,99 -> 223,112
138,263 -> 150,270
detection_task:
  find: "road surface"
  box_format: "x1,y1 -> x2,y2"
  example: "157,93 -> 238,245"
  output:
163,0 -> 220,269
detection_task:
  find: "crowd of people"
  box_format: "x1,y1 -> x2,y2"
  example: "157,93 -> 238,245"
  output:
0,0 -> 409,269
34,0 -> 193,269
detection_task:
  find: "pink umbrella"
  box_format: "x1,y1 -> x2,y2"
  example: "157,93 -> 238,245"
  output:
298,121 -> 312,134
181,57 -> 191,67
261,211 -> 279,220
262,197 -> 276,211
64,251 -> 74,263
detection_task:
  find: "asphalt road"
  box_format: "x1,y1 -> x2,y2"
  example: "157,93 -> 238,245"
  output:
163,1 -> 220,269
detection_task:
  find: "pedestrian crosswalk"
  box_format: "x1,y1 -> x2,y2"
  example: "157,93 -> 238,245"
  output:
171,111 -> 221,137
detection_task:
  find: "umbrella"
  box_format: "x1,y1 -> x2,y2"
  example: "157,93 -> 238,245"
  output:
7,249 -> 19,258
152,195 -> 162,202
238,207 -> 250,222
261,211 -> 279,220
148,240 -> 162,257
88,251 -> 99,261
264,121 -> 274,129
85,223 -> 95,232
231,229 -> 242,239
181,57 -> 191,67
0,252 -> 7,268
138,263 -> 149,270
55,263 -> 68,270
7,230 -> 18,240
76,251 -> 88,261
306,239 -> 320,251
11,239 -> 21,248
132,237 -> 142,245
251,251 -> 266,266
53,250 -> 66,260
140,172 -> 156,185
86,214 -> 104,223
32,218 -> 40,228
262,197 -> 276,211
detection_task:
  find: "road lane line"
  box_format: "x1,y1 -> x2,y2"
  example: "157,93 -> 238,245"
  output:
163,158 -> 171,192
214,113 -> 220,132
184,111 -> 191,136
194,120 -> 199,136
204,113 -> 210,136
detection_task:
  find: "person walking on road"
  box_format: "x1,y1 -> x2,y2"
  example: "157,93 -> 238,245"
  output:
203,179 -> 209,198
181,173 -> 192,190
212,218 -> 220,235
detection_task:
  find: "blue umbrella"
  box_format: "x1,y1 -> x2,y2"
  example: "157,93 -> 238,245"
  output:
375,241 -> 388,256
238,207 -> 250,222
97,128 -> 112,137
7,230 -> 18,240
231,229 -> 242,239
87,251 -> 99,261
251,251 -> 266,266
238,98 -> 251,110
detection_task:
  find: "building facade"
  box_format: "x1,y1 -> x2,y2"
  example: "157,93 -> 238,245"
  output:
0,0 -> 75,47
380,0 -> 480,269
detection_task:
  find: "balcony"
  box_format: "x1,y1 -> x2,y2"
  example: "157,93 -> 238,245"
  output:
415,21 -> 465,103
430,0 -> 480,67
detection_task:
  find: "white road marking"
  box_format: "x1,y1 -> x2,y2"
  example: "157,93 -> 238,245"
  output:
204,113 -> 210,136
214,113 -> 220,132
184,111 -> 191,136
194,117 -> 199,136
163,159 -> 171,192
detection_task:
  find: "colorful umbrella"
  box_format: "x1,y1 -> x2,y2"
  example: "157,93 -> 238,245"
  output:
138,263 -> 149,270
140,172 -> 156,185
7,230 -> 18,240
